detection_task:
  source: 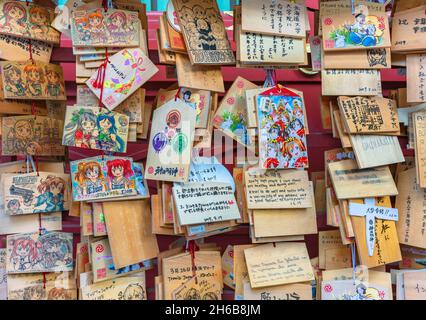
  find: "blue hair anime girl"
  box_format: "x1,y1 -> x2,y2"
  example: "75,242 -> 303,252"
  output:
96,113 -> 125,152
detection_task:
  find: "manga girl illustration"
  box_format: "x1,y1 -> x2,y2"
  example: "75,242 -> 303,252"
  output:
33,175 -> 66,213
87,11 -> 106,43
23,285 -> 46,300
9,238 -> 40,272
63,108 -> 98,149
3,64 -> 26,96
106,158 -> 134,190
122,284 -> 145,300
29,6 -> 50,36
96,113 -> 125,152
6,199 -> 23,215
45,68 -> 64,97
0,2 -> 27,34
24,65 -> 44,97
48,288 -> 71,300
283,138 -> 308,168
74,161 -> 107,196
39,234 -> 72,270
7,119 -> 34,154
107,11 -> 133,41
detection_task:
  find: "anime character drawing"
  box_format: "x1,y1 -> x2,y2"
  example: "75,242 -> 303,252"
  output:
2,64 -> 26,96
96,113 -> 125,153
74,161 -> 107,196
63,108 -> 98,149
32,175 -> 66,213
328,6 -> 386,49
28,6 -> 50,36
22,285 -> 46,300
6,119 -> 34,155
178,4 -> 227,52
6,199 -> 23,215
133,163 -> 147,196
45,67 -> 64,97
0,1 -> 28,34
122,284 -> 146,300
24,65 -> 44,97
47,287 -> 72,300
258,94 -> 308,169
106,158 -> 134,190
367,48 -> 387,67
39,233 -> 72,270
87,10 -> 106,43
9,237 -> 39,272
106,11 -> 136,42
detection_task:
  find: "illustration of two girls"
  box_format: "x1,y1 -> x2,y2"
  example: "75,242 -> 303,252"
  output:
74,159 -> 134,197
63,108 -> 125,152
0,2 -> 53,39
9,234 -> 72,272
74,10 -> 136,44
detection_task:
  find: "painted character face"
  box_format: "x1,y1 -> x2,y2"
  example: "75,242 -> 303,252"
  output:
112,166 -> 123,178
82,119 -> 95,132
291,144 -> 301,158
89,16 -> 102,28
10,202 -> 19,211
9,7 -> 25,20
28,70 -> 41,82
17,244 -> 31,257
31,11 -> 48,25
100,118 -> 112,130
16,123 -> 32,139
85,167 -> 99,179
47,72 -> 59,84
51,183 -> 63,196
9,69 -> 20,82
112,15 -> 123,27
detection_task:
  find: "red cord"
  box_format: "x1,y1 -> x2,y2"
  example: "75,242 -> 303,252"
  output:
187,240 -> 199,284
94,48 -> 109,112
174,87 -> 181,101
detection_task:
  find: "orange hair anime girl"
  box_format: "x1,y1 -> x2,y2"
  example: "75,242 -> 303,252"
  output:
74,162 -> 107,196
29,6 -> 50,35
283,138 -> 308,168
24,65 -> 44,97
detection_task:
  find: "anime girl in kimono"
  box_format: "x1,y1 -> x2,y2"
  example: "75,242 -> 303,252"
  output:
106,158 -> 134,190
74,161 -> 107,196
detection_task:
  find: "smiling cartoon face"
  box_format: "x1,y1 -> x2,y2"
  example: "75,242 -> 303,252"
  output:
82,119 -> 95,132
99,118 -> 112,131
111,165 -> 123,178
85,166 -> 99,179
14,121 -> 33,140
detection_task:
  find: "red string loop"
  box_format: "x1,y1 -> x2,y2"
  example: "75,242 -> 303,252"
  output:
174,87 -> 182,101
187,240 -> 199,283
94,48 -> 109,112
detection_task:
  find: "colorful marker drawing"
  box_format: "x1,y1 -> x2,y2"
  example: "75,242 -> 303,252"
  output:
1,115 -> 64,156
63,106 -> 129,153
0,1 -> 60,44
70,155 -> 137,201
1,61 -> 66,100
257,87 -> 308,169
6,231 -> 73,273
71,9 -> 140,47
3,172 -> 70,215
